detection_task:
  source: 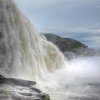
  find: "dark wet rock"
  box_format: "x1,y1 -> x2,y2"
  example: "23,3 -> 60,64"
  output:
0,77 -> 36,86
0,76 -> 50,100
42,94 -> 50,100
0,32 -> 3,39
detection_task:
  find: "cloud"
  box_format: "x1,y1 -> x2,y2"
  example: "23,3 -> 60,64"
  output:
15,0 -> 100,33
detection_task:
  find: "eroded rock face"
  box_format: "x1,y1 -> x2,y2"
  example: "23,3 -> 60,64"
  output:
0,76 -> 50,100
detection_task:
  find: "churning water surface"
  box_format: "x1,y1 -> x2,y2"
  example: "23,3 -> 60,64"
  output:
40,56 -> 100,100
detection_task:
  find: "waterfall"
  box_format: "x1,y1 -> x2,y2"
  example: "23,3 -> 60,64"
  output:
1,1 -> 100,100
0,0 -> 64,81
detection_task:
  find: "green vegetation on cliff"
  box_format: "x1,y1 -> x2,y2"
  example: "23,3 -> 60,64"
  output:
43,33 -> 87,52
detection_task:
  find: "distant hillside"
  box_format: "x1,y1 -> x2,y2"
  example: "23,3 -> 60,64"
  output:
43,33 -> 87,52
43,33 -> 97,59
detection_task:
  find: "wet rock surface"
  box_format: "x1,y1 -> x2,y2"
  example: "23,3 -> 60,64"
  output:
0,75 -> 49,100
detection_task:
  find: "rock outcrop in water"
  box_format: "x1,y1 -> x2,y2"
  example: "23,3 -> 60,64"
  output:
0,75 -> 50,100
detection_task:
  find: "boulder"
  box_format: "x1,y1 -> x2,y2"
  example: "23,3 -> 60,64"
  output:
0,75 -> 50,100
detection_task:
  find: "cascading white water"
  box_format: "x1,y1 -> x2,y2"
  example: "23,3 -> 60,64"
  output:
0,0 -> 64,81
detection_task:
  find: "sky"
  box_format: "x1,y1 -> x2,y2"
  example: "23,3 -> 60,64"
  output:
15,0 -> 100,33
15,0 -> 100,48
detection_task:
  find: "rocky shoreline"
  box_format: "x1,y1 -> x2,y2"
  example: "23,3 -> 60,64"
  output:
0,75 -> 50,100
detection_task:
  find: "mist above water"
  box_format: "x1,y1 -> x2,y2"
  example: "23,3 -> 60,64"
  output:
55,56 -> 100,83
39,56 -> 100,100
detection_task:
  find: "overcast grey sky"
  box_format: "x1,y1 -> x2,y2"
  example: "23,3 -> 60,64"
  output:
15,0 -> 100,33
14,0 -> 100,48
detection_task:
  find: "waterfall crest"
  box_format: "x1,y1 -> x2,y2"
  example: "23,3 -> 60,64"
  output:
0,0 -> 64,80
